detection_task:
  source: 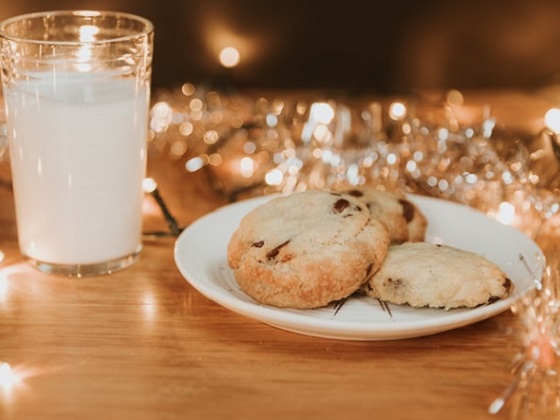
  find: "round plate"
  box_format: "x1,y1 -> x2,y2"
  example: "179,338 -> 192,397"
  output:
174,194 -> 543,340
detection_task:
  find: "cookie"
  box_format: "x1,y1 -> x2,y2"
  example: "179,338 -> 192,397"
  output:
343,187 -> 427,243
365,242 -> 513,309
227,190 -> 390,309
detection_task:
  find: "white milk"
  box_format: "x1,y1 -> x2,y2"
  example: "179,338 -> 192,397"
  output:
6,72 -> 149,265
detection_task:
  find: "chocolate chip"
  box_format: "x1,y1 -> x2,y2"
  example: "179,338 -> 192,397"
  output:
485,296 -> 500,305
387,278 -> 403,288
503,277 -> 513,294
346,190 -> 363,197
252,240 -> 264,248
333,198 -> 350,213
398,199 -> 415,223
266,240 -> 290,260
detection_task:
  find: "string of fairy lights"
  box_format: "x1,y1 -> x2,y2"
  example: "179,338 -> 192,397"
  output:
148,84 -> 560,224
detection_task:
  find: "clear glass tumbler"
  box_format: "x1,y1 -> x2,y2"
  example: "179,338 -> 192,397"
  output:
0,11 -> 154,276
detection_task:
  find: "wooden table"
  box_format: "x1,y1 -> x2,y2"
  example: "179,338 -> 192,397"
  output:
0,92 -> 556,420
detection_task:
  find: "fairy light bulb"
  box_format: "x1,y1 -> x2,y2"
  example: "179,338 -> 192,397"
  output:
142,177 -> 158,194
389,102 -> 407,121
0,361 -> 20,390
544,108 -> 560,134
219,47 -> 240,68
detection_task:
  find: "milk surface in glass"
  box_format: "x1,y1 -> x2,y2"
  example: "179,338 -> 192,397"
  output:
6,72 -> 148,265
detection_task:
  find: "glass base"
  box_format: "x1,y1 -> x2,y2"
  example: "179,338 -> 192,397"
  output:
23,248 -> 141,277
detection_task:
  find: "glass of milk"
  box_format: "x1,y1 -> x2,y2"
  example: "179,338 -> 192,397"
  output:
0,11 -> 154,276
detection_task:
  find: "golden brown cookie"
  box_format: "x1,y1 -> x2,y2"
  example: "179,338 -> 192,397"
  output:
227,190 -> 390,309
365,242 -> 513,309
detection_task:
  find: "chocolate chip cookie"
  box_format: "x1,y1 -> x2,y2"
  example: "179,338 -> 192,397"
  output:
343,187 -> 427,243
365,242 -> 513,309
227,190 -> 390,309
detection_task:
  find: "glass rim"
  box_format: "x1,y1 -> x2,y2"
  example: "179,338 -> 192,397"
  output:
0,10 -> 154,46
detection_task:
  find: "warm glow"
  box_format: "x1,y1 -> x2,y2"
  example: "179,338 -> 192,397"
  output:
208,154 -> 222,166
239,157 -> 255,178
202,16 -> 258,70
75,25 -> 99,71
313,124 -> 332,143
150,102 -> 173,133
389,102 -> 407,120
495,202 -> 516,225
0,362 -> 20,386
544,108 -> 560,134
185,156 -> 206,172
0,359 -> 46,402
219,46 -> 241,68
310,102 -> 335,124
181,83 -> 195,96
170,140 -> 187,157
0,272 -> 8,304
79,25 -> 100,41
141,292 -> 156,322
0,361 -> 22,400
446,89 -> 464,106
203,130 -> 219,145
142,178 -> 158,193
265,168 -> 283,186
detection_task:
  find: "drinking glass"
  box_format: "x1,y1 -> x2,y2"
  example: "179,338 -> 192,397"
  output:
0,10 -> 154,276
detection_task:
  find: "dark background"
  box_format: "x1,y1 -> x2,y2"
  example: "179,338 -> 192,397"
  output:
2,0 -> 560,93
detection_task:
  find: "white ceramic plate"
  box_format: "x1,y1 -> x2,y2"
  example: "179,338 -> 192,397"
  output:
174,194 -> 544,341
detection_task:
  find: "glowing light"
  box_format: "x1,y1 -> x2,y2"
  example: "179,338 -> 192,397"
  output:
405,160 -> 417,172
185,156 -> 206,172
219,46 -> 241,68
141,292 -> 156,322
386,153 -> 397,165
312,148 -> 323,159
170,141 -> 187,157
0,270 -> 8,303
438,179 -> 449,191
544,108 -> 560,134
243,141 -> 257,154
239,157 -> 255,178
142,178 -> 157,194
150,102 -> 173,133
208,154 -> 222,166
310,102 -> 335,124
181,83 -> 195,96
209,111 -> 224,124
203,130 -> 219,145
494,202 -> 516,225
266,114 -> 278,127
0,362 -> 21,392
265,168 -> 283,186
0,250 -> 4,263
389,102 -> 407,120
189,98 -> 203,112
75,25 -> 100,71
446,89 -> 464,106
438,128 -> 449,141
313,124 -> 332,143
465,174 -> 478,184
179,122 -> 194,136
